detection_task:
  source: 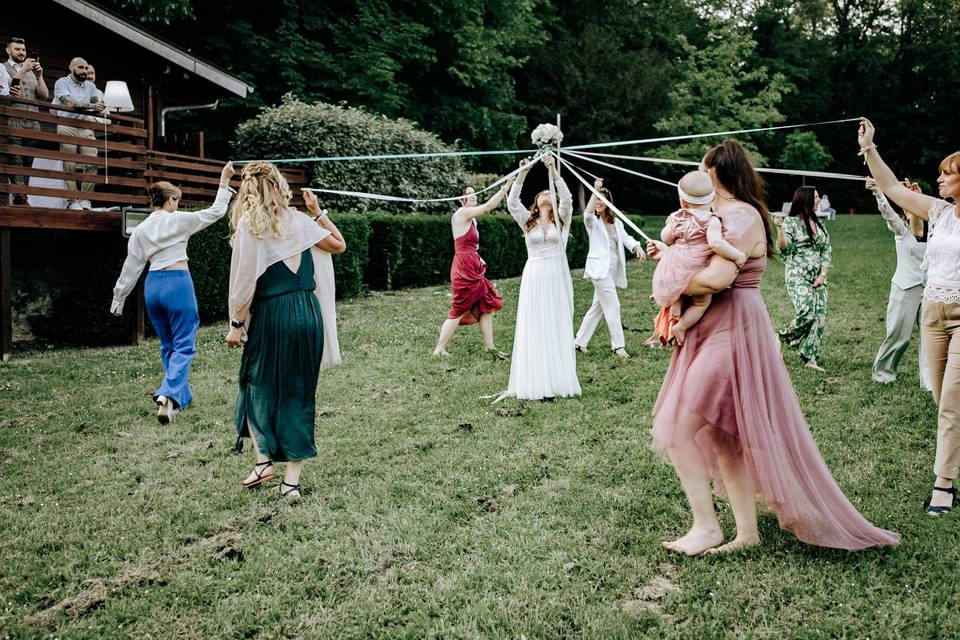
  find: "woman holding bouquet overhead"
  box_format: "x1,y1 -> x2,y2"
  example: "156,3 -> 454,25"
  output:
495,153 -> 580,401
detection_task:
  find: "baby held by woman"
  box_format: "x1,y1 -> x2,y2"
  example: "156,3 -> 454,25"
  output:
647,171 -> 747,346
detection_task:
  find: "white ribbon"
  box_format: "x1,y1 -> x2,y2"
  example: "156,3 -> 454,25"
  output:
557,156 -> 653,243
562,150 -> 677,187
572,150 -> 869,182
304,149 -> 545,204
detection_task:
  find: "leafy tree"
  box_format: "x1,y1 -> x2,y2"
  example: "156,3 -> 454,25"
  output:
779,131 -> 833,170
652,24 -> 791,163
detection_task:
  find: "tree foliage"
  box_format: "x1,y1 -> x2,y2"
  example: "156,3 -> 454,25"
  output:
99,0 -> 960,211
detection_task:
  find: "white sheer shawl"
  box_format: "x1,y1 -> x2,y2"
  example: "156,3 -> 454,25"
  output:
229,208 -> 341,367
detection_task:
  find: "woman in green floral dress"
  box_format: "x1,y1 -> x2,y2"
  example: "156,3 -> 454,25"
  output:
775,186 -> 832,371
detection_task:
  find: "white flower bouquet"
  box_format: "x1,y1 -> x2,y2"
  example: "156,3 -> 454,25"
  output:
531,123 -> 563,148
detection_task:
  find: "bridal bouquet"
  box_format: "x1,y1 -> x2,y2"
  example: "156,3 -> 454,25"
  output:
531,123 -> 563,148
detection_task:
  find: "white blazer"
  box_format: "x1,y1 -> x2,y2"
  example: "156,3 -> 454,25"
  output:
582,211 -> 639,288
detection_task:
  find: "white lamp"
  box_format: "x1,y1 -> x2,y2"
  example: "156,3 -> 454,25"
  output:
103,81 -> 134,112
101,81 -> 134,185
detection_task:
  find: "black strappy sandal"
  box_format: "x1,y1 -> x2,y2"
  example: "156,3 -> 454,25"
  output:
925,485 -> 956,516
240,461 -> 276,489
279,481 -> 301,500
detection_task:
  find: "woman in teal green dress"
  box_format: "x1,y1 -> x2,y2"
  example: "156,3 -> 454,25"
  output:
775,186 -> 832,371
226,162 -> 346,499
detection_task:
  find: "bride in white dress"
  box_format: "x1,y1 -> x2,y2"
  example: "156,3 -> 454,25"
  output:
498,154 -> 581,400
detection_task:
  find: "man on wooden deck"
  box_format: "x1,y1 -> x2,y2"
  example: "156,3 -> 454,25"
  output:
4,36 -> 49,205
53,57 -> 104,210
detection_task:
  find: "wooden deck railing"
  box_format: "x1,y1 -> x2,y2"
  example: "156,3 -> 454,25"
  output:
0,94 -> 308,232
0,94 -> 310,359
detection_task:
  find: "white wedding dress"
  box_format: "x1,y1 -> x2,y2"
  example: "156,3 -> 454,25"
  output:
497,175 -> 581,400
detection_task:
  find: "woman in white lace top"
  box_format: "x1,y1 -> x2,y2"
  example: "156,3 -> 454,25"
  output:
496,153 -> 581,401
859,118 -> 960,516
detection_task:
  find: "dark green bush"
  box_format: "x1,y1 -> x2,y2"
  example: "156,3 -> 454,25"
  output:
232,96 -> 468,214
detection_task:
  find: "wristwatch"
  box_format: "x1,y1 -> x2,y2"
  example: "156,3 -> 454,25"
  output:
230,319 -> 244,328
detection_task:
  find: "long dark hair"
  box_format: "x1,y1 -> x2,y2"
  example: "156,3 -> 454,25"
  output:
457,185 -> 474,207
596,187 -> 615,224
790,186 -> 825,242
702,140 -> 773,255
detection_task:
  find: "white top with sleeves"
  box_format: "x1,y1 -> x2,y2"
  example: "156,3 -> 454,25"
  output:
923,200 -> 960,303
0,65 -> 9,96
506,175 -> 574,259
874,191 -> 926,290
111,186 -> 234,313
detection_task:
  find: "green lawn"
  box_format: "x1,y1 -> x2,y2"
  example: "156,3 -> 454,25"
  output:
2,216 -> 957,638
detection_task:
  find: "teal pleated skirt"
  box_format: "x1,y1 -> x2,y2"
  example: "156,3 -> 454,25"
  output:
235,251 -> 323,462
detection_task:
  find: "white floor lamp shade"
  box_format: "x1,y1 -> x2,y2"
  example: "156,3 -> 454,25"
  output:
104,81 -> 134,112
101,81 -> 134,186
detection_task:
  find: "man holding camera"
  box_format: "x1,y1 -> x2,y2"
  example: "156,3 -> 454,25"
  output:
4,36 -> 49,205
53,57 -> 104,210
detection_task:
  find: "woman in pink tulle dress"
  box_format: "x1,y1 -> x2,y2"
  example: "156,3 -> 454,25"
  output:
647,140 -> 899,555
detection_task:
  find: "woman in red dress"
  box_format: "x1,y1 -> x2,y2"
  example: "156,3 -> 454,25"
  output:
432,184 -> 512,357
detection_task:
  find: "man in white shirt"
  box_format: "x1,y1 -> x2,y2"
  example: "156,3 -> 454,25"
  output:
5,37 -> 49,204
53,57 -> 104,210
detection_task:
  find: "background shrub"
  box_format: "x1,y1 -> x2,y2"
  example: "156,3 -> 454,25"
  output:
232,96 -> 468,214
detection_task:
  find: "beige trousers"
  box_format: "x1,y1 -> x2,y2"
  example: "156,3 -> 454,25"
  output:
57,124 -> 98,196
921,300 -> 960,479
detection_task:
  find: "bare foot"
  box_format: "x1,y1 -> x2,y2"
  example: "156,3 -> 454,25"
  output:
804,359 -> 825,372
672,324 -> 686,346
661,525 -> 724,556
432,349 -> 451,357
704,534 -> 760,554
669,301 -> 682,319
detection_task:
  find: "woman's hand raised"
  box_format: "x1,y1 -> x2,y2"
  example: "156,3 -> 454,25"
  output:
220,161 -> 235,188
302,189 -> 322,215
858,118 -> 875,149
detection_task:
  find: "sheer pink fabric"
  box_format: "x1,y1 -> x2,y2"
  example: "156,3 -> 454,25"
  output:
652,206 -> 899,550
651,208 -> 715,308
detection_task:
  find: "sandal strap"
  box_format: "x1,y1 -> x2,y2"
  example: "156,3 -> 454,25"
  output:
280,481 -> 300,495
933,485 -> 957,495
253,461 -> 274,480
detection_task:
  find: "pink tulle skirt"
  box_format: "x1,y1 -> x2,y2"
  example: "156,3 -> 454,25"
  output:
651,240 -> 715,309
652,258 -> 899,550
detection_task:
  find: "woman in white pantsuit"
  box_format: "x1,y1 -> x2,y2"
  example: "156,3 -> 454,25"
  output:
868,178 -> 931,390
574,178 -> 645,358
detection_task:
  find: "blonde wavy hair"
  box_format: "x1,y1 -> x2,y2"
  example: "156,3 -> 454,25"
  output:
229,161 -> 292,243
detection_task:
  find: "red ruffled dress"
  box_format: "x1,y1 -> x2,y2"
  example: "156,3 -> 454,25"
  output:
448,222 -> 503,325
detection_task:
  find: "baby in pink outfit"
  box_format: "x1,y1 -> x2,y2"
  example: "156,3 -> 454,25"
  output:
647,171 -> 747,346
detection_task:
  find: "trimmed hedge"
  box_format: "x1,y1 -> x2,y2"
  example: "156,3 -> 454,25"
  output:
186,212 -> 648,321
